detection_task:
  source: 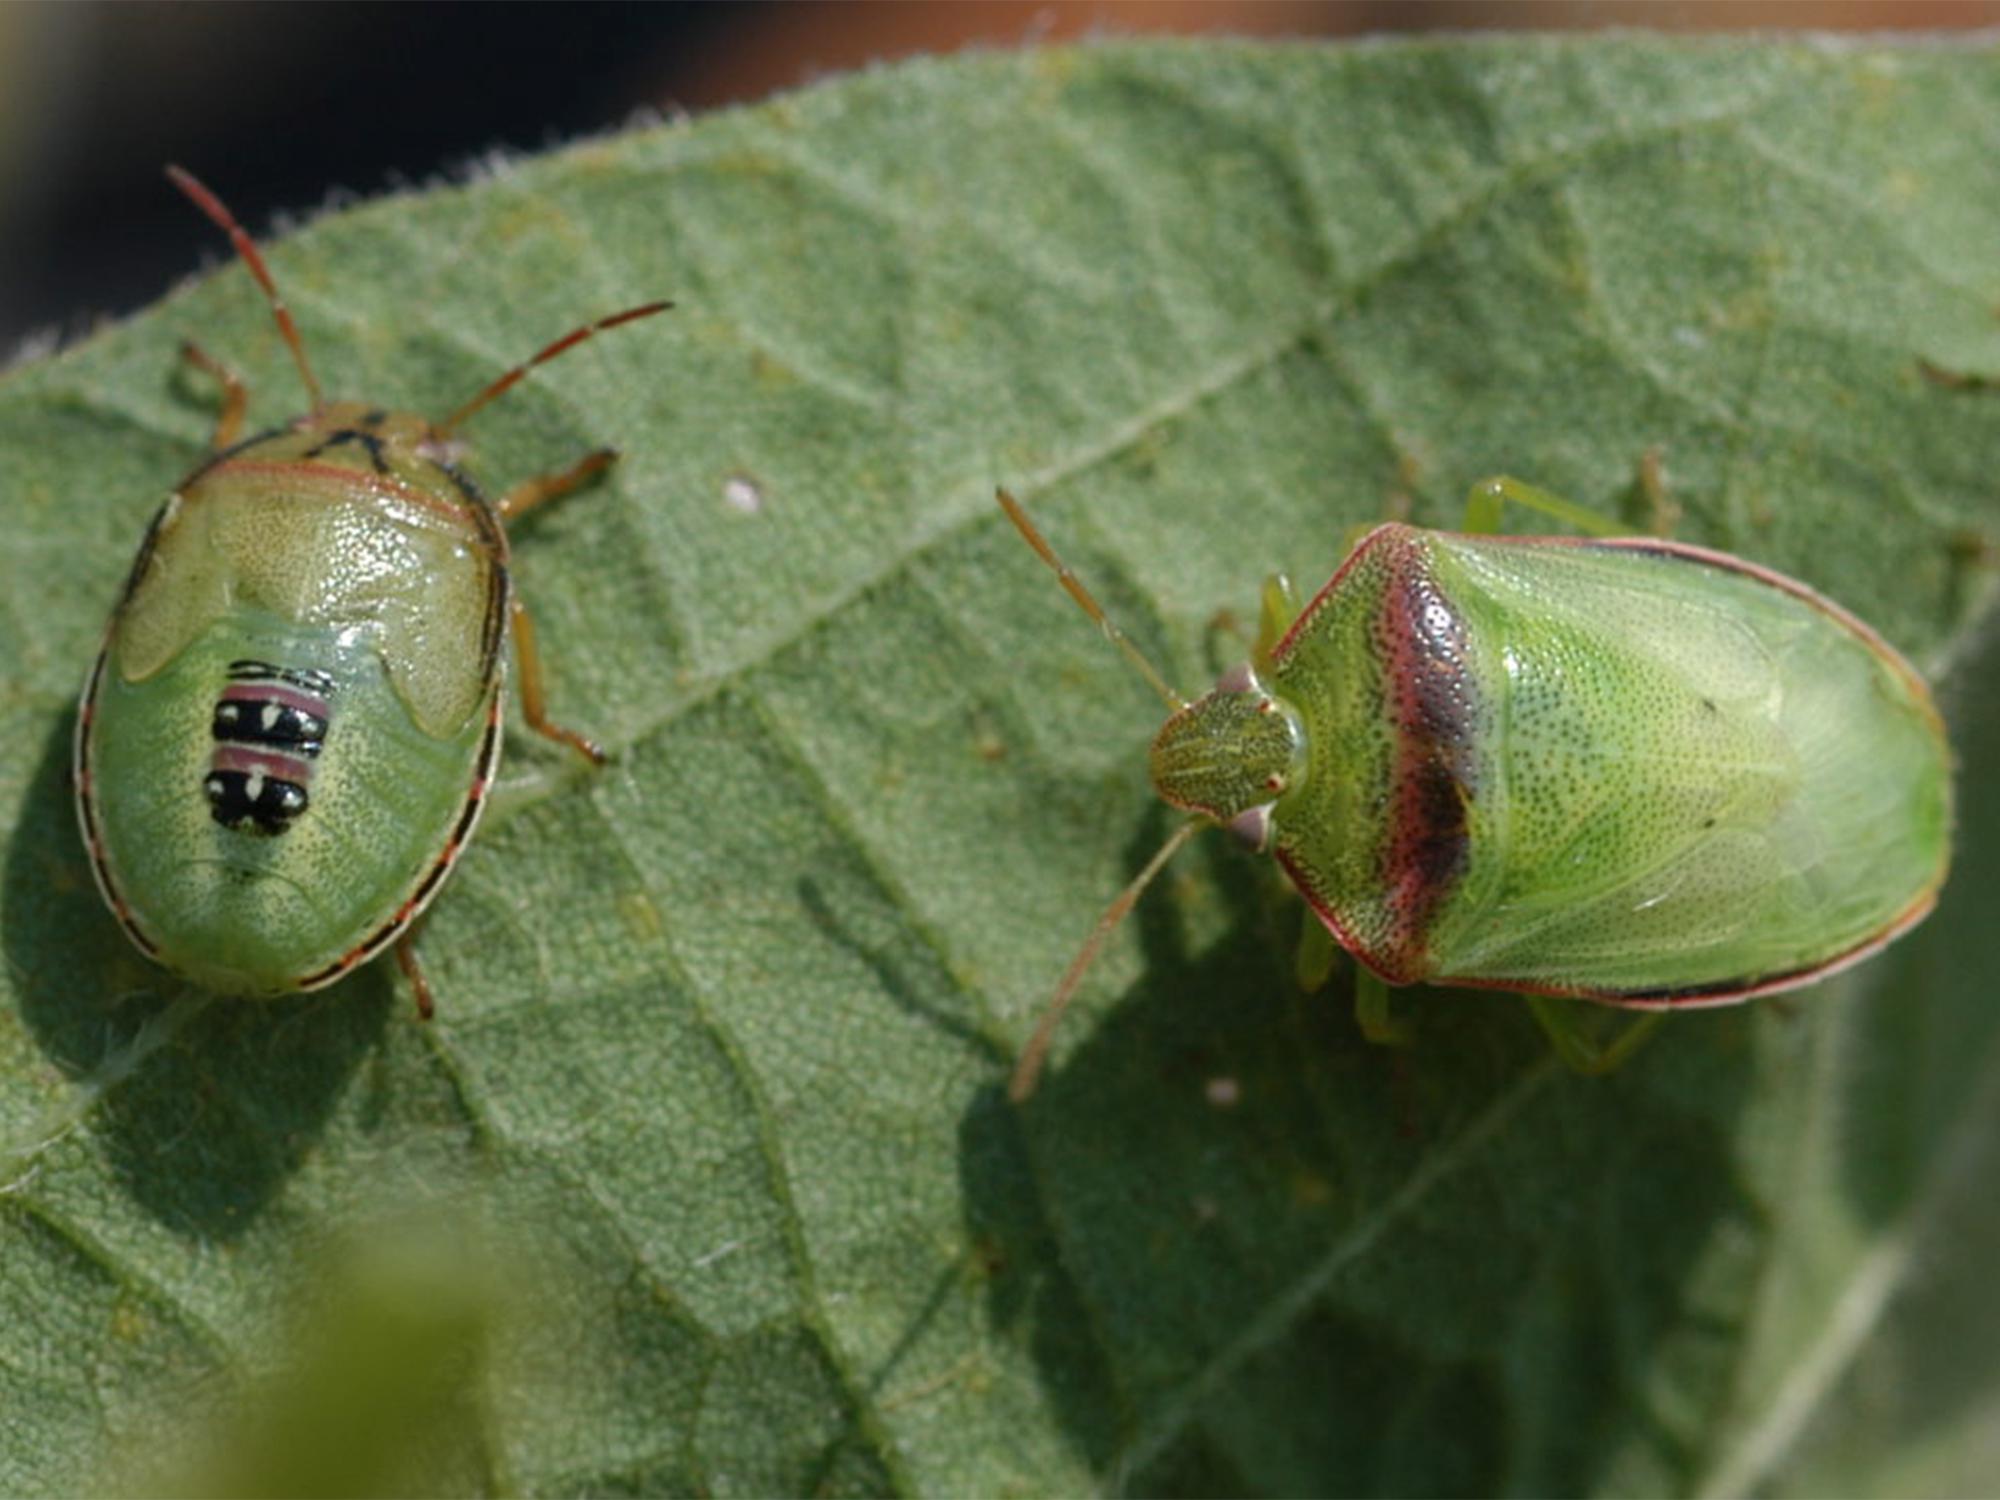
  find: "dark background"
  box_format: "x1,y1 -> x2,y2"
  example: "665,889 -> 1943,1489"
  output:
4,1 -> 1996,354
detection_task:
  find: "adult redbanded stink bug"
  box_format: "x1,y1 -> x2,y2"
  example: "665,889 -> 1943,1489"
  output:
74,167 -> 670,1015
1001,478 -> 1953,1099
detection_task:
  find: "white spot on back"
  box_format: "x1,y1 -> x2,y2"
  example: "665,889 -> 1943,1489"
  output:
723,474 -> 764,515
245,770 -> 265,802
261,702 -> 281,731
217,703 -> 240,723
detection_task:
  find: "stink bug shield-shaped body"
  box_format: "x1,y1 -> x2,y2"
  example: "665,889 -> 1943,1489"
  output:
1000,480 -> 1953,1099
73,167 -> 670,1013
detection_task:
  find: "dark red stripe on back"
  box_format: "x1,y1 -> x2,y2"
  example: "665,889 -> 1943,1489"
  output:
1374,538 -> 1477,977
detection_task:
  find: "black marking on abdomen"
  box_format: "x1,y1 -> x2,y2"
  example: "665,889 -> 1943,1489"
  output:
206,666 -> 335,836
228,659 -> 336,695
204,768 -> 309,835
212,696 -> 327,754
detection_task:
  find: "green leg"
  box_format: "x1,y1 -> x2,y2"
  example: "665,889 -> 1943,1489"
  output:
1462,476 -> 1626,538
1527,995 -> 1667,1076
1294,913 -> 1337,993
1207,573 -> 1303,676
1355,969 -> 1413,1048
1463,452 -> 1680,540
1253,573 -> 1302,674
1203,608 -> 1250,674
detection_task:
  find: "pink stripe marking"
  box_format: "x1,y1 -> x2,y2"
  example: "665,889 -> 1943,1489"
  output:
212,744 -> 314,781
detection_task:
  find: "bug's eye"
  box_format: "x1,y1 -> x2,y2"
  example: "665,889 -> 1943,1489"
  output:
1263,773 -> 1286,794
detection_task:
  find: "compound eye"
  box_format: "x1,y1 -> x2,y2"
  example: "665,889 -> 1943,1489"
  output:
1225,804 -> 1272,851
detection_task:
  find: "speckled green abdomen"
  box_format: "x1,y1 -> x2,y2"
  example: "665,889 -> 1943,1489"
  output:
87,611 -> 495,996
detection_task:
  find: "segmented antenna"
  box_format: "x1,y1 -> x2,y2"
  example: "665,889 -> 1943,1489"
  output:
996,488 -> 1188,712
996,488 -> 1206,1101
439,301 -> 674,435
167,165 -> 326,411
1009,820 -> 1203,1102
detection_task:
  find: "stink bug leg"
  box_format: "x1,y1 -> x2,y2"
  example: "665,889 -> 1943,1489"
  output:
509,598 -> 605,766
179,342 -> 250,450
164,164 -> 324,411
439,317 -> 672,771
1528,996 -> 1666,1076
1294,911 -> 1338,994
495,448 -> 624,765
1253,573 -> 1301,673
1354,970 -> 1413,1048
1461,474 -> 1625,538
395,936 -> 436,1021
497,448 -> 619,523
1205,571 -> 1298,679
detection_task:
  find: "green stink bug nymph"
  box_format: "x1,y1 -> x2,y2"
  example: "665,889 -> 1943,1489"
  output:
1001,477 -> 1953,1099
74,167 -> 670,1016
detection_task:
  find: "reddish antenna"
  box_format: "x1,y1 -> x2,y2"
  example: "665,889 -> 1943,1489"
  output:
993,488 -> 1207,1101
997,488 -> 1187,712
1009,819 -> 1202,1101
438,301 -> 674,436
166,165 -> 325,412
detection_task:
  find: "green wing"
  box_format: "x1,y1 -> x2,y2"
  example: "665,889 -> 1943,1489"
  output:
1426,537 -> 1949,997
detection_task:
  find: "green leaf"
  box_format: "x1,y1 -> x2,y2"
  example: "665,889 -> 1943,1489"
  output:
3,36 -> 1999,1496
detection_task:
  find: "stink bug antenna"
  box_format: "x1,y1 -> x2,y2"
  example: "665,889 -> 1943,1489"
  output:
438,301 -> 674,436
1009,819 -> 1203,1102
996,488 -> 1188,712
166,166 -> 325,412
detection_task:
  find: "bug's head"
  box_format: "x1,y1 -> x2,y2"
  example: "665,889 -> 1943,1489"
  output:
994,488 -> 1317,1103
1148,662 -> 1307,851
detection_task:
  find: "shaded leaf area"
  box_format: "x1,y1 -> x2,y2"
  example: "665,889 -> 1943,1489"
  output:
1,37 -> 1998,1497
